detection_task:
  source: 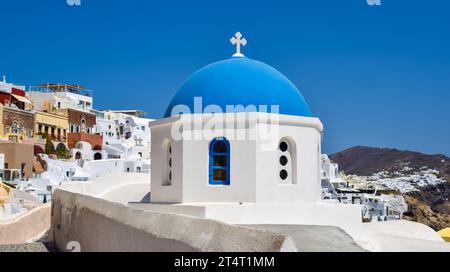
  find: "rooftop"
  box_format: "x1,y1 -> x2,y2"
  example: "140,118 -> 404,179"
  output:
29,84 -> 92,97
106,110 -> 146,118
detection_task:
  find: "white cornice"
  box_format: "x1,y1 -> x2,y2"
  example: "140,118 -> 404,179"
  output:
149,112 -> 323,133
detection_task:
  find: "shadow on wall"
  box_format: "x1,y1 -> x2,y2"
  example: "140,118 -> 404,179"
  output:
140,192 -> 151,203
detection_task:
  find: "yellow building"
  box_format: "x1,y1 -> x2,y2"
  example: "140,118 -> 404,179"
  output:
34,110 -> 69,144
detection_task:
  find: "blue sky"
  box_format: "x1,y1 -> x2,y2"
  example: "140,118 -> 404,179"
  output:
1,0 -> 449,156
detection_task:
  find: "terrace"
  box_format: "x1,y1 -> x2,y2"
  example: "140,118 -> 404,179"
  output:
29,84 -> 92,97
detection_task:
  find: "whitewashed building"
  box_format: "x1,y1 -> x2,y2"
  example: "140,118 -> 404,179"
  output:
27,84 -> 93,112
92,109 -> 153,160
92,109 -> 120,144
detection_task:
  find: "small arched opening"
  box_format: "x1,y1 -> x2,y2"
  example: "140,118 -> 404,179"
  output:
81,118 -> 87,133
56,143 -> 69,158
161,139 -> 172,186
94,152 -> 102,160
278,137 -> 297,185
34,145 -> 45,156
45,140 -> 55,155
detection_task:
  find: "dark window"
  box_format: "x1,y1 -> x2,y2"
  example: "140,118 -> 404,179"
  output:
213,169 -> 227,181
213,141 -> 227,153
21,163 -> 26,177
280,170 -> 288,180
162,141 -> 172,186
278,138 -> 296,184
279,141 -> 288,152
279,155 -> 288,166
213,155 -> 227,167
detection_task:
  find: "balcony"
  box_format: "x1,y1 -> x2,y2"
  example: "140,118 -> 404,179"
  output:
29,84 -> 92,97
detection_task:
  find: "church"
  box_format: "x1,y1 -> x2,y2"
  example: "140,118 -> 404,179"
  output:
147,32 -> 361,239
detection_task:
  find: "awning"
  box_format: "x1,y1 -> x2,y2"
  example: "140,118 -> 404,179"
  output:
11,94 -> 32,104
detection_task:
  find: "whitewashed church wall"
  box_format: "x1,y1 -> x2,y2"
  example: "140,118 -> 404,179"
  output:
150,123 -> 184,203
255,123 -> 322,203
181,130 -> 257,203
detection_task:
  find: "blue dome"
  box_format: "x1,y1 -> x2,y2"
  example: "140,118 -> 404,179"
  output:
164,57 -> 312,117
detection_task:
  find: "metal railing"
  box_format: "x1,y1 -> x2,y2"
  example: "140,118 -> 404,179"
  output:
29,84 -> 92,97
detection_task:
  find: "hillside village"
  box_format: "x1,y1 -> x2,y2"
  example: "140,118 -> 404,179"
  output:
0,77 -> 153,217
330,146 -> 450,231
343,167 -> 446,193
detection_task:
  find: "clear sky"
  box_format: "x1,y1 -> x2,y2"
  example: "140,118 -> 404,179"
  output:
1,0 -> 449,156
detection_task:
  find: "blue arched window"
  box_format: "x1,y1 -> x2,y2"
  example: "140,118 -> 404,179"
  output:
209,137 -> 230,185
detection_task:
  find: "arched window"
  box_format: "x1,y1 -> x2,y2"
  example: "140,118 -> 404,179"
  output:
12,121 -> 19,134
209,137 -> 230,185
81,118 -> 87,133
278,137 -> 296,184
161,140 -> 172,186
94,152 -> 102,160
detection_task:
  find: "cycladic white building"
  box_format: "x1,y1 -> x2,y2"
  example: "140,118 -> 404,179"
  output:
92,109 -> 153,160
92,110 -> 120,144
144,33 -> 363,239
27,84 -> 93,112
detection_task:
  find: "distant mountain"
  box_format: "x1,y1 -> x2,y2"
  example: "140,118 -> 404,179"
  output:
330,146 -> 450,230
330,146 -> 450,181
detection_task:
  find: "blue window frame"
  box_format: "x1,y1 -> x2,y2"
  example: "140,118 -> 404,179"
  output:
209,137 -> 230,185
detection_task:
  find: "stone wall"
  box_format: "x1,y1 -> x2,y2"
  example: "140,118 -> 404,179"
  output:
48,189 -> 294,252
3,107 -> 34,129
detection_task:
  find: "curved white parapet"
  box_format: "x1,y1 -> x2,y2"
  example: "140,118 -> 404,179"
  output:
0,203 -> 51,245
358,220 -> 450,252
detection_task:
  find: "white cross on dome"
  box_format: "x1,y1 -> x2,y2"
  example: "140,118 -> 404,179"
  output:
230,32 -> 247,57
